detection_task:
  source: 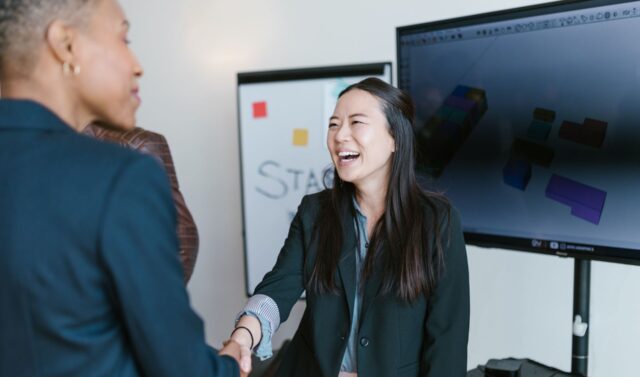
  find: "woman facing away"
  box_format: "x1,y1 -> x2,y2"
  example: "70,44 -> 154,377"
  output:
228,77 -> 470,377
0,0 -> 249,376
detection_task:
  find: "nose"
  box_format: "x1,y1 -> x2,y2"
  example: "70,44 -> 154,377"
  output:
334,121 -> 351,142
132,52 -> 143,78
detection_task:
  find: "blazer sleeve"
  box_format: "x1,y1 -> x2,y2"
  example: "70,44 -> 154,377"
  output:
85,123 -> 199,283
98,155 -> 238,377
136,131 -> 200,283
252,197 -> 309,323
422,208 -> 470,377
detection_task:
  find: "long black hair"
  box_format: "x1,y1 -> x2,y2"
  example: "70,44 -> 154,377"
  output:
308,77 -> 450,302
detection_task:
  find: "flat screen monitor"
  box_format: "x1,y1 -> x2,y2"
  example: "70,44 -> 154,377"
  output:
397,0 -> 640,264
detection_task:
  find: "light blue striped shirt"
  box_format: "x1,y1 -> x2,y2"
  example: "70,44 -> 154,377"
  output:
340,198 -> 369,372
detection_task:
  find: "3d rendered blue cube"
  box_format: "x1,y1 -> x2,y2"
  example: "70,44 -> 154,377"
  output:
527,120 -> 552,142
503,157 -> 532,190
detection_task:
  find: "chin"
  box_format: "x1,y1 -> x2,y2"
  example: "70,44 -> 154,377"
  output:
118,121 -> 137,131
336,171 -> 357,184
98,115 -> 137,132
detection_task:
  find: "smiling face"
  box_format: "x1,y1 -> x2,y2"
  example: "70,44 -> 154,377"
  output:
72,0 -> 142,130
327,89 -> 396,191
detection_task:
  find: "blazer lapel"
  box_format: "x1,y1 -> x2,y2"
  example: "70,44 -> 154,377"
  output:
337,208 -> 357,319
334,199 -> 385,326
359,252 -> 384,327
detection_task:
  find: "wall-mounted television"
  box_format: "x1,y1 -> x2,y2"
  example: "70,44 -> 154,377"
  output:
397,0 -> 640,265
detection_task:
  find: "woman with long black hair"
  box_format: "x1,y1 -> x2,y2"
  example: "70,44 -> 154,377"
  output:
228,77 -> 469,377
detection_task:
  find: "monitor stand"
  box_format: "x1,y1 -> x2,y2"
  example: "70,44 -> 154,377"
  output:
571,259 -> 590,376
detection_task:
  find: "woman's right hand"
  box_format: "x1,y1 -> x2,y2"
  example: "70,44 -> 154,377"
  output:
219,339 -> 252,376
224,315 -> 262,375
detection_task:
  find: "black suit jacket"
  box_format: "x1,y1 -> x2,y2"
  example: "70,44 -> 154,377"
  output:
254,191 -> 469,377
0,99 -> 237,377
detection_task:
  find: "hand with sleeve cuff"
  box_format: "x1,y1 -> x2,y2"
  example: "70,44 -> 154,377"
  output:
223,315 -> 262,375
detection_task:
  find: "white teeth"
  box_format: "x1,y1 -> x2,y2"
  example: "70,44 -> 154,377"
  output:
338,151 -> 360,157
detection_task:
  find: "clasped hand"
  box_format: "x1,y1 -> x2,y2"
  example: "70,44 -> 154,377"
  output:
219,338 -> 252,377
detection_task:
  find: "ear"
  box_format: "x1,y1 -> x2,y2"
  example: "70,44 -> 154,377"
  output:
45,20 -> 77,65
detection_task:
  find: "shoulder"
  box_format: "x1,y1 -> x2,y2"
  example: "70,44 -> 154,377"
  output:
120,128 -> 169,155
85,124 -> 167,149
420,192 -> 454,225
290,190 -> 333,227
61,131 -> 167,192
298,189 -> 331,210
419,192 -> 464,247
68,130 -> 141,162
93,140 -> 174,232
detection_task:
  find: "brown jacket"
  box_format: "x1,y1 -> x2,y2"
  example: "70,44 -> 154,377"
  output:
83,123 -> 199,282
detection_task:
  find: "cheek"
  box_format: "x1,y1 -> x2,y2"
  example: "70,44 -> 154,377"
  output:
82,42 -> 131,89
94,55 -> 130,93
327,133 -> 340,155
358,128 -> 388,152
80,58 -> 136,127
369,134 -> 395,161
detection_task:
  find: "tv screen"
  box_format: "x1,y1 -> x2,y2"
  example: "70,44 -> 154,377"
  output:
397,0 -> 640,264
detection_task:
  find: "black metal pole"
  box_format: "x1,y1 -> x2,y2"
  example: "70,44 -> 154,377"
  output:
571,258 -> 590,376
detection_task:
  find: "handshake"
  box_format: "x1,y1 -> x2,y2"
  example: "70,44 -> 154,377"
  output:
219,315 -> 262,377
219,337 -> 252,377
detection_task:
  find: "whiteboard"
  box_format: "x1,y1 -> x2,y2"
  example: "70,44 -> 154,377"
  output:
237,63 -> 392,295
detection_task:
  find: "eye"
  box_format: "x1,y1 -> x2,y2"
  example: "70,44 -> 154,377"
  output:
328,122 -> 338,128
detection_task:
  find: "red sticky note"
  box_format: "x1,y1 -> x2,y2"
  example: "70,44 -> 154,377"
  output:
253,101 -> 267,118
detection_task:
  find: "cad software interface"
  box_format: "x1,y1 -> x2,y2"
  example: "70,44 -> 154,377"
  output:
399,1 -> 640,255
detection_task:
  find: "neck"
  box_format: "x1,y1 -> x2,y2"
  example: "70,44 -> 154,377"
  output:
1,76 -> 90,132
354,182 -> 387,221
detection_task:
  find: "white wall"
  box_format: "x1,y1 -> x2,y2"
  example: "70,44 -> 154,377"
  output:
119,1 -> 640,376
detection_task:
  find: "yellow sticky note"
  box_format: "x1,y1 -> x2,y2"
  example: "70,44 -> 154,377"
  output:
292,129 -> 309,146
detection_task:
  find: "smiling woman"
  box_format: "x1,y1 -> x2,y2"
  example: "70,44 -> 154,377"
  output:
327,89 -> 396,193
229,78 -> 470,377
0,0 -> 249,376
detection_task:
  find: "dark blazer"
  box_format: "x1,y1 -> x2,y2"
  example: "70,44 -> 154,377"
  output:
254,191 -> 469,377
83,123 -> 199,282
0,100 -> 237,377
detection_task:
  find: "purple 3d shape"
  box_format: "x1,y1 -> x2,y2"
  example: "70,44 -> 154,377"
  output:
503,157 -> 532,190
545,174 -> 607,225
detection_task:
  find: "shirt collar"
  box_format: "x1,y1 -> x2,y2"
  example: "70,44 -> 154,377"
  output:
352,196 -> 367,220
0,99 -> 75,133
